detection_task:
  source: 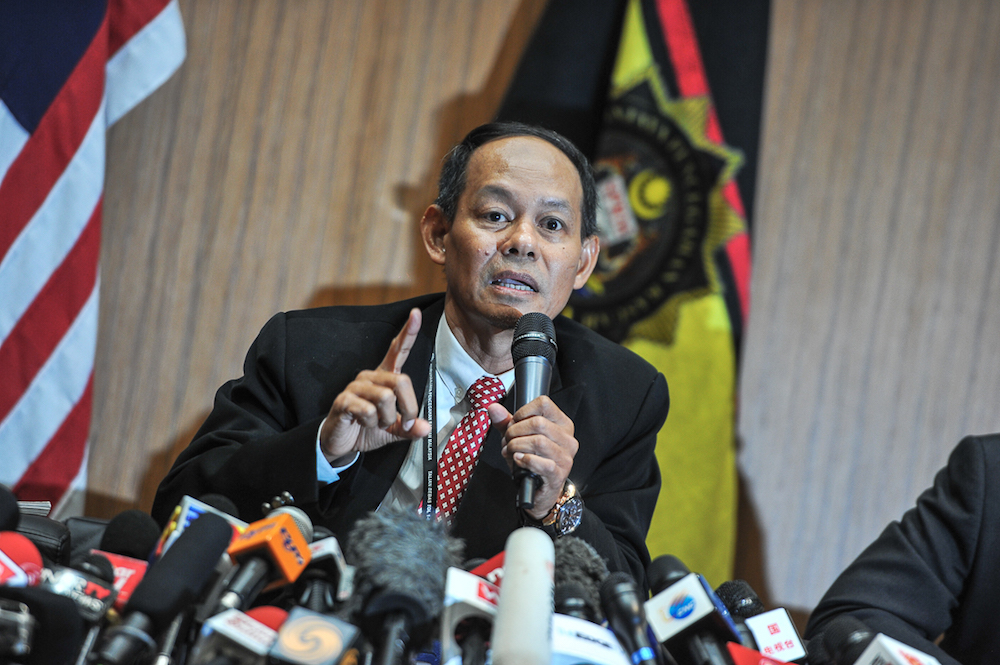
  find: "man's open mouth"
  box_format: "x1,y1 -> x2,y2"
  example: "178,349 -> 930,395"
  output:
491,277 -> 537,292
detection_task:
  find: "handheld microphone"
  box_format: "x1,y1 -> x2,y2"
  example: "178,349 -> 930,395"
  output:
440,566 -> 500,665
37,553 -> 117,624
714,580 -> 806,663
217,511 -> 312,612
643,555 -> 740,665
0,532 -> 43,587
295,535 -> 352,614
819,615 -> 943,665
155,495 -> 249,558
99,509 -> 162,561
600,571 -> 661,665
95,511 -> 233,665
490,527 -> 555,665
346,509 -> 462,665
511,312 -> 556,510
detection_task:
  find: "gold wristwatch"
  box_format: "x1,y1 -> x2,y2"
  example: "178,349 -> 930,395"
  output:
541,480 -> 583,536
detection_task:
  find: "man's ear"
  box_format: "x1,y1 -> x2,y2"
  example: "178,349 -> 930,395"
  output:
573,234 -> 600,289
420,204 -> 448,266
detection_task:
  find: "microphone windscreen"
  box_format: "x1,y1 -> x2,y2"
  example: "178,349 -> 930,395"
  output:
0,585 -> 86,665
647,553 -> 690,594
199,493 -> 241,519
345,508 -> 462,622
125,511 -> 232,629
0,485 -> 19,531
99,509 -> 161,560
512,313 -> 557,364
715,579 -> 766,618
821,615 -> 875,665
553,536 -> 608,623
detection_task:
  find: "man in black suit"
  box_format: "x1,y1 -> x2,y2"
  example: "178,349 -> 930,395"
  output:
805,434 -> 1000,664
153,122 -> 669,584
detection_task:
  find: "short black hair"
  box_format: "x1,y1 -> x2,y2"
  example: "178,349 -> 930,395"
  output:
434,121 -> 598,238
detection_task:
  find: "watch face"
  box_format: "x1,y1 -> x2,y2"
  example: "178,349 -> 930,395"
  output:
557,497 -> 584,534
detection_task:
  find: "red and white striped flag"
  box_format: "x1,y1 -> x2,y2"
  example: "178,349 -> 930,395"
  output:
0,0 -> 185,515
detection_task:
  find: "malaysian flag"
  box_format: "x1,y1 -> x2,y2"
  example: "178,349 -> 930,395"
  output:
0,0 -> 185,515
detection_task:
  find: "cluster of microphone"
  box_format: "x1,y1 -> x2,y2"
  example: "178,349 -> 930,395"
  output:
1,481 -> 944,665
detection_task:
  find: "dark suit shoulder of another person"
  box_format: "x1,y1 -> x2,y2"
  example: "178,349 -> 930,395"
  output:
805,433 -> 1000,665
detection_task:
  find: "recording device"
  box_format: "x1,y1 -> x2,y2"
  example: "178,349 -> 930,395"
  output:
440,566 -> 499,665
345,509 -> 461,665
217,511 -> 312,612
643,555 -> 740,665
511,312 -> 557,510
491,527 -> 555,665
600,571 -> 661,665
268,606 -> 362,665
819,615 -> 942,665
95,511 -> 233,665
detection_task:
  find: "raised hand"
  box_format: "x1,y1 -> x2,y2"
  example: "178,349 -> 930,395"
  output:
319,308 -> 432,462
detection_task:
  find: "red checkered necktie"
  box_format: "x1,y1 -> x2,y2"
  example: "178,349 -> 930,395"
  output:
436,375 -> 506,523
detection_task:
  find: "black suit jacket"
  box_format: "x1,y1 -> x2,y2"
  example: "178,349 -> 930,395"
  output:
805,434 -> 1000,664
152,294 -> 669,585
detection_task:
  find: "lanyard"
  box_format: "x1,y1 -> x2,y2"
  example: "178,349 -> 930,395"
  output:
420,352 -> 438,520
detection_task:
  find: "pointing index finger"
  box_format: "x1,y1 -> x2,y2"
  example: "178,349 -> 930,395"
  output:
380,308 -> 422,374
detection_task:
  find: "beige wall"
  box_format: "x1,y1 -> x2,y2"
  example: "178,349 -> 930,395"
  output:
92,0 -> 1000,613
740,0 -> 1000,609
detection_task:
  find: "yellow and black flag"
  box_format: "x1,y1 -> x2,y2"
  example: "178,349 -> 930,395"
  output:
499,0 -> 767,585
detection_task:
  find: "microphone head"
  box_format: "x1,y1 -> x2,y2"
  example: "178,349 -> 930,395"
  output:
345,509 -> 462,630
0,484 -> 19,531
512,313 -> 557,364
647,554 -> 690,594
99,509 -> 162,560
553,536 -> 608,623
0,531 -> 44,586
77,552 -> 116,583
267,505 -> 314,543
198,493 -> 241,520
714,579 -> 766,618
821,615 -> 875,665
126,511 -> 232,629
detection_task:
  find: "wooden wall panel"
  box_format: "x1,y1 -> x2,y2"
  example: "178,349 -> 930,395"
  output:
90,0 -> 1000,619
740,0 -> 1000,610
89,0 -> 546,515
